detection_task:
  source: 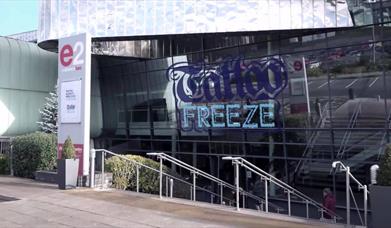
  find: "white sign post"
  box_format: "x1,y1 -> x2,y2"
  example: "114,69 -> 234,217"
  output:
58,33 -> 91,177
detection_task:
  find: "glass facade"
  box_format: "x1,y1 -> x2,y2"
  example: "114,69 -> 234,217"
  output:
38,0 -> 353,44
93,19 -> 391,200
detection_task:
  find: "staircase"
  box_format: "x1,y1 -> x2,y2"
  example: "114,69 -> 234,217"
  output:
91,149 -> 346,225
295,99 -> 389,188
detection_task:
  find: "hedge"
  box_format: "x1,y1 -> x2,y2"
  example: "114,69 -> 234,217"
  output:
0,154 -> 9,174
105,155 -> 189,198
378,144 -> 391,186
12,132 -> 57,178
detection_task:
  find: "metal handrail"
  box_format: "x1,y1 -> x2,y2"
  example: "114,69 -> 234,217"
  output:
293,130 -> 318,174
91,149 -> 236,205
224,156 -> 342,221
377,133 -> 388,159
294,102 -> 329,175
336,102 -> 362,159
147,152 -> 284,212
340,131 -> 383,162
332,161 -> 369,227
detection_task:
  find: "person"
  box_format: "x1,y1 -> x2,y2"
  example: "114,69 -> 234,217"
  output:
322,188 -> 336,220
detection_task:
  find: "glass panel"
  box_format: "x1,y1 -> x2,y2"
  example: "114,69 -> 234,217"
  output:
330,129 -> 385,177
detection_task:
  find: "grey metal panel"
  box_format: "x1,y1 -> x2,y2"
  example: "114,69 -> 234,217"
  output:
38,0 -> 353,44
6,30 -> 37,42
90,56 -> 103,138
0,37 -> 57,136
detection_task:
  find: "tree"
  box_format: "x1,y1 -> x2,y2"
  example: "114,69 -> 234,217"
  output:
378,144 -> 391,186
37,86 -> 58,134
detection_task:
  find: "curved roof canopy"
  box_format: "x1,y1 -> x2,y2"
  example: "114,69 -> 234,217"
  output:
0,37 -> 57,136
38,0 -> 353,48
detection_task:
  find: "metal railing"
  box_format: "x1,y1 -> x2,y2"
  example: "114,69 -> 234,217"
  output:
147,152 -> 283,213
223,156 -> 342,222
336,102 -> 362,159
338,131 -> 384,169
91,149 -> 282,210
294,102 -> 329,176
332,161 -> 369,227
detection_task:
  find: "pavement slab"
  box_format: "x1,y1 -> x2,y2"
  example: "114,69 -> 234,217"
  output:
0,176 -> 341,228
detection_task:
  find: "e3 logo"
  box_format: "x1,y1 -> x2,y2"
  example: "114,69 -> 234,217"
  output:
60,41 -> 84,67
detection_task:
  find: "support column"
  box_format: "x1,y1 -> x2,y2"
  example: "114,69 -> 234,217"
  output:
235,161 -> 240,211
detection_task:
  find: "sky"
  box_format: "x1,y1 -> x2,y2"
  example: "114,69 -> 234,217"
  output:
0,0 -> 38,36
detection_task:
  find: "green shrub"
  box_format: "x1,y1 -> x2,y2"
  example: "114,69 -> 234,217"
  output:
105,155 -> 189,198
307,67 -> 324,77
12,132 -> 57,178
0,154 -> 9,174
285,114 -> 308,128
378,144 -> 391,186
62,136 -> 76,159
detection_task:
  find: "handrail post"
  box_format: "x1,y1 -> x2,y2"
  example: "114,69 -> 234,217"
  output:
136,165 -> 140,193
346,166 -> 350,227
287,190 -> 291,216
90,149 -> 95,188
166,176 -> 169,196
306,200 -> 309,219
242,191 -> 245,209
364,185 -> 368,227
170,178 -> 173,198
220,183 -> 223,205
101,151 -> 105,188
264,177 -> 268,212
193,171 -> 196,201
234,161 -> 240,211
159,156 -> 163,199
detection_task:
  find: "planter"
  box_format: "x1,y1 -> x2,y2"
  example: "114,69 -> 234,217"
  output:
35,170 -> 57,184
370,185 -> 391,228
57,159 -> 79,190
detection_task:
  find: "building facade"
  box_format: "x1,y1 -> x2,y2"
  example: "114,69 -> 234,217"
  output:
0,36 -> 57,136
38,0 -> 391,206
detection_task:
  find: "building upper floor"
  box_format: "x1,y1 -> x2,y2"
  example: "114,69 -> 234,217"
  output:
38,0 -> 356,50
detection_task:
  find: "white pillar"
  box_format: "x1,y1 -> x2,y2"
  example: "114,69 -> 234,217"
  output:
90,149 -> 95,188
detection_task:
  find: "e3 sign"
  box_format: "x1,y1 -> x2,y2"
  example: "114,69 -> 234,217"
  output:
59,40 -> 86,72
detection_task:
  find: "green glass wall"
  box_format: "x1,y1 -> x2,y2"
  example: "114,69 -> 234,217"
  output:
0,37 -> 57,136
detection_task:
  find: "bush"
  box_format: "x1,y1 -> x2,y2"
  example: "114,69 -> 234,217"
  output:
0,154 -> 9,174
378,144 -> 391,186
284,114 -> 308,128
105,155 -> 189,198
12,132 -> 57,178
307,67 -> 323,77
62,136 -> 76,159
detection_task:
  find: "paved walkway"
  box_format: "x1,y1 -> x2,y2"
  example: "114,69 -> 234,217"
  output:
0,176 -> 341,228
